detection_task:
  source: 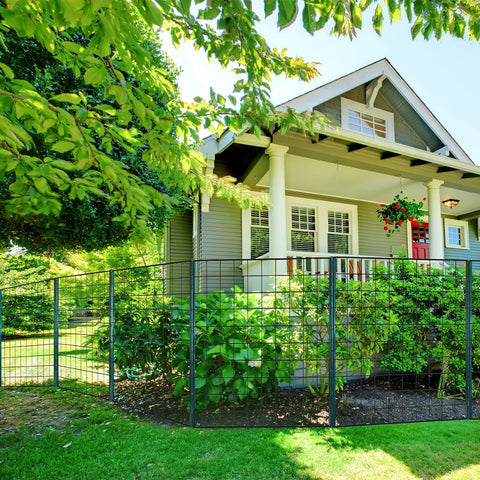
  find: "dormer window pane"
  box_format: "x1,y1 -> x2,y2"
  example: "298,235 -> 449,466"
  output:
348,109 -> 386,138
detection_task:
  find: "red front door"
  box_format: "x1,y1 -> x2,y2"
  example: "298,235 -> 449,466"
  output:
411,222 -> 429,259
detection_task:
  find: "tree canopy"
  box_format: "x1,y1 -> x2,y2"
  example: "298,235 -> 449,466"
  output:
0,0 -> 478,249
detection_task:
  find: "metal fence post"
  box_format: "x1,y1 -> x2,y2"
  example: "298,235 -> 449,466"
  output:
53,278 -> 59,388
0,289 -> 2,388
465,260 -> 473,420
189,260 -> 197,428
109,270 -> 115,402
328,257 -> 337,428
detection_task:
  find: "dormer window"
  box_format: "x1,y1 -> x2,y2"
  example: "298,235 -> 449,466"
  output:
341,98 -> 394,141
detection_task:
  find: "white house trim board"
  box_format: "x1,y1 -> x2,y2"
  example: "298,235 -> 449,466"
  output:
366,74 -> 386,109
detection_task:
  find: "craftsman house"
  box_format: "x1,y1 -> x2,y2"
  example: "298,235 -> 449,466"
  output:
165,59 -> 480,292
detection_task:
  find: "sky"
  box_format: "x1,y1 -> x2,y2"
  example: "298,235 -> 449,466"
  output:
162,7 -> 480,164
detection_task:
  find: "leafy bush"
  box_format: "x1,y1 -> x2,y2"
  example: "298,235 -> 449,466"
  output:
170,288 -> 297,410
274,273 -> 395,396
374,260 -> 480,397
88,292 -> 175,380
2,292 -> 53,335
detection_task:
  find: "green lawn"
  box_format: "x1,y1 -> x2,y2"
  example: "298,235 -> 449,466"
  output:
1,388 -> 480,480
1,324 -> 109,393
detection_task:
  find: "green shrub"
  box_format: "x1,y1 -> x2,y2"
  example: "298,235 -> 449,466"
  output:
88,292 -> 175,380
274,273 -> 395,396
1,292 -> 54,335
170,288 -> 297,410
374,260 -> 480,397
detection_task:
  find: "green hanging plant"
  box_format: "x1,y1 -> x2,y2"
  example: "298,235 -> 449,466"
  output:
377,192 -> 427,237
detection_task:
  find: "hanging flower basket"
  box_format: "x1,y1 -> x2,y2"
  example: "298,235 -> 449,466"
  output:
377,192 -> 427,237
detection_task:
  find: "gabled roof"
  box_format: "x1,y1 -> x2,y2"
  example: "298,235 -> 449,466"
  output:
277,58 -> 473,165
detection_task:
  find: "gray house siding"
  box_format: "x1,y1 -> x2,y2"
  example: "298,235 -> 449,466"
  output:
165,210 -> 193,297
357,201 -> 407,257
198,197 -> 244,292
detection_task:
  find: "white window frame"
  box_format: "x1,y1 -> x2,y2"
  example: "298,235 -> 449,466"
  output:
242,196 -> 359,259
444,218 -> 469,249
341,97 -> 395,141
192,204 -> 198,239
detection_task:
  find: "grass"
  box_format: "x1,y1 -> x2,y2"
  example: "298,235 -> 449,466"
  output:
1,324 -> 110,395
1,388 -> 480,480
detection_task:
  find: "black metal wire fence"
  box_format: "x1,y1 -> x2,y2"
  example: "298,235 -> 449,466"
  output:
1,257 -> 479,428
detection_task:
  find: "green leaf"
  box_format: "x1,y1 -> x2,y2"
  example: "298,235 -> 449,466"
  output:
195,377 -> 206,389
372,3 -> 383,34
278,0 -> 298,29
350,2 -> 363,29
222,365 -> 235,384
265,0 -> 277,17
50,93 -> 82,104
0,62 -> 14,79
51,141 -> 76,153
302,3 -> 317,34
84,67 -> 105,85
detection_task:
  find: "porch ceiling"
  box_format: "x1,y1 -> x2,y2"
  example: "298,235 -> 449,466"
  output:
248,131 -> 480,218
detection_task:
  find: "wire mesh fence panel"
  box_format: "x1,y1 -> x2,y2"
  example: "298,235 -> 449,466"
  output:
472,260 -> 480,420
57,272 -> 111,396
188,259 -> 331,427
1,280 -> 54,386
335,258 -> 469,426
2,255 -> 480,428
113,261 -> 192,426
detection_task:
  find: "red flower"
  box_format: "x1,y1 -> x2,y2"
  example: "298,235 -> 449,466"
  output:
408,216 -> 414,222
385,219 -> 391,224
380,204 -> 385,207
397,220 -> 403,225
384,226 -> 388,231
395,204 -> 400,209
423,197 -> 426,201
401,208 -> 406,213
412,220 -> 419,226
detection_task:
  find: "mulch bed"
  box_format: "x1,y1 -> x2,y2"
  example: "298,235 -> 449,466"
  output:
114,375 -> 479,428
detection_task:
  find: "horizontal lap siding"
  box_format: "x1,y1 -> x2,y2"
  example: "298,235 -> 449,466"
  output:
199,197 -> 244,292
358,201 -> 407,257
166,211 -> 193,297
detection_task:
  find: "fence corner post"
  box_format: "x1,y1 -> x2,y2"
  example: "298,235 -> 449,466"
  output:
328,257 -> 337,428
189,260 -> 196,428
53,278 -> 59,388
465,260 -> 473,420
109,270 -> 115,402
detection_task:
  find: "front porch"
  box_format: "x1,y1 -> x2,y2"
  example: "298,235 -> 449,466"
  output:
230,132 -> 480,289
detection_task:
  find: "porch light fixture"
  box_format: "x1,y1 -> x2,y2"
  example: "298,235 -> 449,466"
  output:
442,198 -> 460,208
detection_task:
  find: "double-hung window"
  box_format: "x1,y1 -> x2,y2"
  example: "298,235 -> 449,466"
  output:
291,206 -> 316,252
327,211 -> 350,254
341,98 -> 394,141
444,219 -> 469,249
250,208 -> 269,258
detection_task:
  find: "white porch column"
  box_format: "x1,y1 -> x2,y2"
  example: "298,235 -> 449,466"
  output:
266,144 -> 289,266
424,179 -> 444,259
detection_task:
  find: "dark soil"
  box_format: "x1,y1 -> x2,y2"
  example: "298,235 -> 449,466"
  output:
114,375 -> 480,428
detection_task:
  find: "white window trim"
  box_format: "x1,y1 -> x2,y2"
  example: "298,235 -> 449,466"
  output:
444,218 -> 469,249
242,195 -> 359,259
192,204 -> 198,239
341,97 -> 395,141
